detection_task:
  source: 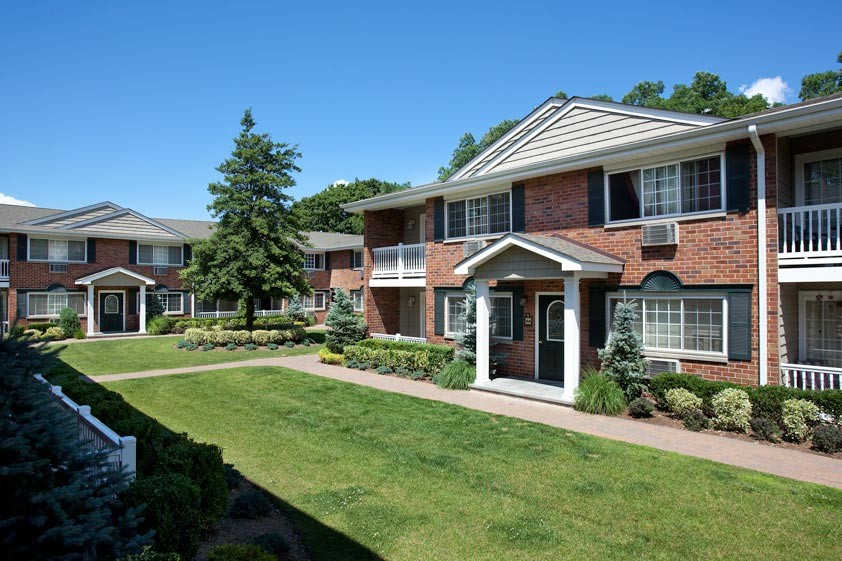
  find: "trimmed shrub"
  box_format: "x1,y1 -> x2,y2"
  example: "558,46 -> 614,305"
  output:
355,361 -> 369,370
345,358 -> 360,369
224,463 -> 244,490
28,322 -> 57,332
267,343 -> 279,350
72,328 -> 86,339
229,491 -> 273,519
628,397 -> 654,418
184,342 -> 198,351
201,343 -> 215,352
573,372 -> 626,416
147,316 -> 173,336
325,288 -> 367,353
243,343 -> 258,351
226,343 -> 237,351
43,326 -> 66,340
665,388 -> 703,418
251,330 -> 271,346
683,409 -> 709,431
376,365 -> 393,375
23,329 -> 42,338
233,330 -> 252,346
434,360 -> 476,390
184,326 -> 306,347
750,417 -> 780,443
410,370 -> 427,381
251,533 -> 290,558
59,307 -> 81,338
207,544 -> 276,561
344,339 -> 454,376
284,340 -> 295,348
157,441 -> 228,533
811,424 -> 842,454
711,388 -> 752,432
782,399 -> 820,442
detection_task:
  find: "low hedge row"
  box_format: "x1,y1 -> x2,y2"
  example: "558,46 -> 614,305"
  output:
343,339 -> 453,375
170,315 -> 312,334
48,368 -> 227,559
184,327 -> 306,346
650,372 -> 842,424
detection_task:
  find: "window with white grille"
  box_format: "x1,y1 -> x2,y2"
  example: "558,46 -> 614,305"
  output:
446,192 -> 511,239
29,238 -> 86,262
28,292 -> 86,317
138,244 -> 182,265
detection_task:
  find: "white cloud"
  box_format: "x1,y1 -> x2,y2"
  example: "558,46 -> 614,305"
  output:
0,192 -> 35,206
332,179 -> 349,187
739,76 -> 791,104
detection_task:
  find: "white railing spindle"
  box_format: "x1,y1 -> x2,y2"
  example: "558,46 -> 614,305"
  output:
372,243 -> 426,279
780,363 -> 842,391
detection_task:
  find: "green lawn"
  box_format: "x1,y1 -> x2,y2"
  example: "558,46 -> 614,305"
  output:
103,367 -> 842,561
52,335 -> 323,375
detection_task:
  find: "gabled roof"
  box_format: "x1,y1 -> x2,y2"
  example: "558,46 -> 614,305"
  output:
75,267 -> 155,286
449,97 -> 724,182
303,231 -> 363,251
454,232 -> 625,276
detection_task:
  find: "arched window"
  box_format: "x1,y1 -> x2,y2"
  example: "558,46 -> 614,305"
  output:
104,294 -> 119,314
547,300 -> 564,341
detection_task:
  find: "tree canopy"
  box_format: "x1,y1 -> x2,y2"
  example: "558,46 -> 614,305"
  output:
437,119 -> 519,181
181,109 -> 312,330
799,51 -> 842,100
291,178 -> 408,235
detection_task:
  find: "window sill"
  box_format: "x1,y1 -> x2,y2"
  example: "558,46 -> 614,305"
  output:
30,260 -> 87,264
442,234 -> 505,244
644,350 -> 728,364
604,211 -> 727,229
28,316 -> 87,320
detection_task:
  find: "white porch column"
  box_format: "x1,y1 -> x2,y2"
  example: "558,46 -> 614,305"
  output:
475,280 -> 491,385
139,285 -> 147,334
562,275 -> 581,401
86,285 -> 95,335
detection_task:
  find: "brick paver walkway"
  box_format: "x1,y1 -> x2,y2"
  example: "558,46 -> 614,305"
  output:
95,353 -> 842,489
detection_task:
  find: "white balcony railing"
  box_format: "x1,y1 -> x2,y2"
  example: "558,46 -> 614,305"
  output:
0,258 -> 8,280
195,309 -> 285,319
779,203 -> 842,262
372,243 -> 426,279
780,363 -> 842,391
371,332 -> 427,344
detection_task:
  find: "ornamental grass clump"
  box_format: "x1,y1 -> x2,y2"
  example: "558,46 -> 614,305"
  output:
573,370 -> 626,416
665,388 -> 703,418
781,399 -> 820,442
434,360 -> 476,390
598,300 -> 648,401
711,388 -> 752,432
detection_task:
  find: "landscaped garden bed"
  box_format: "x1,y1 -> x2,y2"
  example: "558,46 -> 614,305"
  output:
181,326 -> 311,351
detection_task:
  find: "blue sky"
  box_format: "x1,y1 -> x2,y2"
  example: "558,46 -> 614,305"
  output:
1,0 -> 840,220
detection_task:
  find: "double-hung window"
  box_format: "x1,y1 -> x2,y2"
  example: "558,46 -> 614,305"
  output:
446,192 -> 511,239
607,155 -> 723,222
444,292 -> 513,339
445,294 -> 467,336
29,239 -> 86,262
303,253 -> 324,270
144,292 -> 183,314
608,295 -> 726,357
351,290 -> 363,312
352,250 -> 364,270
301,291 -> 327,310
797,150 -> 842,205
138,244 -> 182,266
28,292 -> 86,317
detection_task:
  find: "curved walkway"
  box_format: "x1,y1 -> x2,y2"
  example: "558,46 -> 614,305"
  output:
96,354 -> 842,489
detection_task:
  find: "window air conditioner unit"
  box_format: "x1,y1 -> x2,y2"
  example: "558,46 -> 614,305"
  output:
50,263 -> 68,273
641,222 -> 679,247
153,266 -> 169,276
644,358 -> 680,378
463,240 -> 487,258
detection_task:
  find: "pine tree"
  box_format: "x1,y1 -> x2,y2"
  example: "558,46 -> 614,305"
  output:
324,289 -> 368,353
598,300 -> 648,401
145,295 -> 165,320
285,295 -> 306,323
0,333 -> 150,560
456,289 -> 477,364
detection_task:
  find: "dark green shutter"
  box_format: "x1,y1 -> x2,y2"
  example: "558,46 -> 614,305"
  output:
728,290 -> 752,360
434,289 -> 445,335
433,199 -> 445,241
324,252 -> 330,270
589,285 -> 607,348
128,241 -> 137,264
16,290 -> 27,319
511,287 -> 523,341
87,239 -> 96,263
183,292 -> 191,315
349,249 -> 354,268
511,184 -> 525,233
183,244 -> 192,263
128,289 -> 138,315
17,234 -> 27,261
726,143 -> 751,213
587,170 -> 605,226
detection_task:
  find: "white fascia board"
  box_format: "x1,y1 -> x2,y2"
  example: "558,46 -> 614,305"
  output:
343,98 -> 842,214
778,267 -> 842,283
1,227 -> 189,243
76,267 -> 156,286
22,201 -> 124,225
60,209 -> 189,238
369,277 -> 426,288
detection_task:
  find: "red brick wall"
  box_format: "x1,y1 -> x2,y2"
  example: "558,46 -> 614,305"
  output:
300,248 -> 365,324
363,209 -> 404,332
7,234 -> 192,331
364,135 -> 781,386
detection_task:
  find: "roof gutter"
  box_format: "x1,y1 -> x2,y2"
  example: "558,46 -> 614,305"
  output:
748,124 -> 768,386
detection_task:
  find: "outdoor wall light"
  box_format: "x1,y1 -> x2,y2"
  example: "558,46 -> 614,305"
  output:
520,295 -> 528,307
408,296 -> 416,307
407,218 -> 416,230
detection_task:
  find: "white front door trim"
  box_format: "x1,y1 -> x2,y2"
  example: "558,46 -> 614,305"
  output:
98,289 -> 126,333
534,291 -> 565,382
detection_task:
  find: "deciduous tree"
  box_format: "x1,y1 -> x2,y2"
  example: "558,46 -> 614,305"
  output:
291,178 -> 407,234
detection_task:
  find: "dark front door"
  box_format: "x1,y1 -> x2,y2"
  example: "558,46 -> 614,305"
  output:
538,295 -> 565,382
99,292 -> 124,333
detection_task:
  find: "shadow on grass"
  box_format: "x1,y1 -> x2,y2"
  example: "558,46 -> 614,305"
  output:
47,356 -> 384,561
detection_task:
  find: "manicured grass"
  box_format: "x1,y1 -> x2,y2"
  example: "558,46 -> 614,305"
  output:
52,336 -> 323,375
103,367 -> 842,561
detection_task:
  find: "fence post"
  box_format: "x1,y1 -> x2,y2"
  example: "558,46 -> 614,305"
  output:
397,243 -> 404,280
121,436 -> 137,481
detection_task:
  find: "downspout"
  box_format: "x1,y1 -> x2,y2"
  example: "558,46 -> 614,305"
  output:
748,125 -> 768,386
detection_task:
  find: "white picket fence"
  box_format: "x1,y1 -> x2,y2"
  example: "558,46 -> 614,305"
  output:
34,374 -> 137,480
371,332 -> 427,344
196,309 -> 286,319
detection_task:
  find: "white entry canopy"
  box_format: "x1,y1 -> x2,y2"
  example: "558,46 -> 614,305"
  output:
454,232 -> 624,277
76,267 -> 155,286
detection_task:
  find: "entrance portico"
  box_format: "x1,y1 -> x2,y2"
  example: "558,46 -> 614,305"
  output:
454,233 -> 624,403
76,267 -> 155,335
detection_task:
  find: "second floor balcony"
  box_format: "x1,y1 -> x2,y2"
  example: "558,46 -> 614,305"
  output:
371,243 -> 426,287
779,203 -> 842,265
0,259 -> 8,282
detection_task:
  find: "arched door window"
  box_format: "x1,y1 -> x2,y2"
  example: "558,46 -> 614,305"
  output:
547,300 -> 564,341
104,294 -> 119,314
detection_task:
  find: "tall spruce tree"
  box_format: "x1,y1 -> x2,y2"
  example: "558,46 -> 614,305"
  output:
0,333 -> 150,560
456,289 -> 477,365
598,300 -> 648,401
181,110 -> 312,330
324,288 -> 367,353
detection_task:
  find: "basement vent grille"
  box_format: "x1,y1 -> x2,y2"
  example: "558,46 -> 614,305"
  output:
641,223 -> 679,247
463,240 -> 487,258
50,264 -> 68,273
645,358 -> 680,378
153,266 -> 169,276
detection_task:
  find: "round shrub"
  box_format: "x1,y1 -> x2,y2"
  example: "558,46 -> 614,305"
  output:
395,367 -> 409,377
628,397 -> 654,418
224,463 -> 244,490
228,491 -> 273,519
176,339 -> 188,349
782,399 -> 820,442
147,316 -> 173,336
59,306 -> 81,338
225,343 -> 237,351
573,372 -> 626,415
201,343 -> 215,352
355,361 -> 369,370
251,330 -> 272,346
345,358 -> 360,369
207,544 -> 276,561
711,388 -> 752,432
233,330 -> 252,346
434,360 -> 476,390
750,417 -> 780,443
72,328 -> 86,339
665,388 -> 703,418
251,533 -> 290,558
284,340 -> 295,348
410,370 -> 427,380
243,343 -> 258,351
43,326 -> 66,340
376,365 -> 393,375
23,328 -> 42,338
811,424 -> 842,454
683,409 -> 709,432
267,343 -> 279,350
